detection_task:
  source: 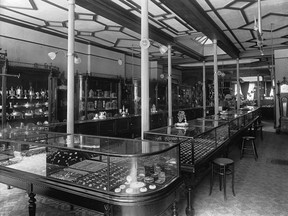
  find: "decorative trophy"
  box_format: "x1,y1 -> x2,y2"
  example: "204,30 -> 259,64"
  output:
175,111 -> 189,127
119,105 -> 128,117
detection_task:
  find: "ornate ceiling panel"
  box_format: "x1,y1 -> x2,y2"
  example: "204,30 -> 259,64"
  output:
0,0 -> 287,72
196,0 -> 288,55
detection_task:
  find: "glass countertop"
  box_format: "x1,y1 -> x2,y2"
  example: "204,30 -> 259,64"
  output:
0,129 -> 178,157
188,118 -> 227,127
145,121 -> 221,139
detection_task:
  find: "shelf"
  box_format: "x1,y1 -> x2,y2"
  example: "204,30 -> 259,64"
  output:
87,108 -> 118,112
87,97 -> 117,100
0,63 -> 59,127
74,75 -> 120,121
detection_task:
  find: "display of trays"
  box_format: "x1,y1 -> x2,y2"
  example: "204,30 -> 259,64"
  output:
144,107 -> 260,170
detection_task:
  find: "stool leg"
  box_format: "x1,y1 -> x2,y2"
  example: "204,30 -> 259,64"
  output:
260,127 -> 263,140
252,140 -> 258,160
209,163 -> 214,195
232,164 -> 235,196
219,170 -> 222,191
223,166 -> 227,201
253,126 -> 257,137
240,139 -> 245,159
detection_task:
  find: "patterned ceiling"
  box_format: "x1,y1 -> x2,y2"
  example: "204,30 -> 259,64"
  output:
196,0 -> 288,54
0,0 -> 288,72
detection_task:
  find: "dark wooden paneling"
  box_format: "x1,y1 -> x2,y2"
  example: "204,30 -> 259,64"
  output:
99,120 -> 115,136
77,122 -> 99,135
115,118 -> 130,138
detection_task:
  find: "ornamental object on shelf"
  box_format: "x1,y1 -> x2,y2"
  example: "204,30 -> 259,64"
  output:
175,111 -> 188,127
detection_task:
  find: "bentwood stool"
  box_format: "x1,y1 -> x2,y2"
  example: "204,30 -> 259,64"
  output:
241,136 -> 258,160
209,158 -> 235,200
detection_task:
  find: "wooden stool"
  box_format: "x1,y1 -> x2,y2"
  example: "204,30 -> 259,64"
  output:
241,136 -> 258,160
254,123 -> 263,140
209,158 -> 235,200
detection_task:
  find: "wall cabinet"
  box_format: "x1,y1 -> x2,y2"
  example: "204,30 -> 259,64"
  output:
75,74 -> 121,121
0,60 -> 59,128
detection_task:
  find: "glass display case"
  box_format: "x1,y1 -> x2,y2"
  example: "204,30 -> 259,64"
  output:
144,118 -> 230,172
144,107 -> 260,215
201,113 -> 243,136
0,129 -> 181,216
201,106 -> 259,136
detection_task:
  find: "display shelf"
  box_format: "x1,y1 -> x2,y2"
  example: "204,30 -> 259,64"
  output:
75,74 -> 120,120
0,62 -> 59,127
7,98 -> 49,122
0,130 -> 181,216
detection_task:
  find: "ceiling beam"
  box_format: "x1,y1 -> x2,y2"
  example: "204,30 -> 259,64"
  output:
76,0 -> 204,61
160,0 -> 240,59
158,54 -> 234,65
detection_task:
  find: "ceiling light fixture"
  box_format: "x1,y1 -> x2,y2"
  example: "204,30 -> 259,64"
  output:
48,50 -> 81,64
254,0 -> 264,56
159,45 -> 168,54
139,38 -> 168,54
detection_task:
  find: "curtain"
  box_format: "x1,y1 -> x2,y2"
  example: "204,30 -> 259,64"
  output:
247,83 -> 256,100
240,82 -> 249,99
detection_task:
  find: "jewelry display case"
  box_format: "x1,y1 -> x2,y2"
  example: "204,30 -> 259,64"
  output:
202,112 -> 244,136
0,129 -> 181,216
144,118 -> 229,172
144,107 -> 260,216
202,107 -> 259,136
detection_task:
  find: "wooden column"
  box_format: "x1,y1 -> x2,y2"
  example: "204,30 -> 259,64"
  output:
67,0 -> 75,144
168,45 -> 173,126
236,58 -> 240,110
213,39 -> 219,115
140,0 -> 149,139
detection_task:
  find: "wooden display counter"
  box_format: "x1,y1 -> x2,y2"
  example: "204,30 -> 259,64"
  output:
51,107 -> 213,138
0,132 -> 182,216
144,107 -> 261,216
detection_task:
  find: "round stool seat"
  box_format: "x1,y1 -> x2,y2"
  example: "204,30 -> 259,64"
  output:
209,158 -> 235,200
241,136 -> 258,160
213,158 -> 234,166
242,136 -> 255,140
